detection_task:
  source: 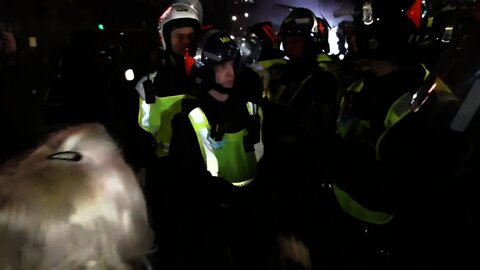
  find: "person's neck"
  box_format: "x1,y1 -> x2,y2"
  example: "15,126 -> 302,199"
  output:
208,89 -> 229,102
364,59 -> 400,77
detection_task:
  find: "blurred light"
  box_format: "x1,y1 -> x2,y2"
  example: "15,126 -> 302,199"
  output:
244,12 -> 249,18
230,35 -> 235,39
28,37 -> 38,48
328,26 -> 340,55
98,24 -> 105,30
339,54 -> 345,60
240,27 -> 243,30
119,32 -> 125,36
232,16 -> 237,21
125,69 -> 135,81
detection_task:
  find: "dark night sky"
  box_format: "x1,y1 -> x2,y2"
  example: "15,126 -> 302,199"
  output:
0,0 -> 352,28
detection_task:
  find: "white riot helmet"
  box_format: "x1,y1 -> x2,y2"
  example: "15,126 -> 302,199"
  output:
172,0 -> 204,23
157,1 -> 202,51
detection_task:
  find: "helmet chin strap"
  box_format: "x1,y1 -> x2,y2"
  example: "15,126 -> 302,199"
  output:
208,89 -> 230,102
214,84 -> 231,94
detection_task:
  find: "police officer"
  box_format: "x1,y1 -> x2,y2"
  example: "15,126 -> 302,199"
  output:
241,21 -> 286,98
333,0 -> 468,267
259,7 -> 338,209
250,9 -> 339,269
136,1 -> 203,158
134,1 -> 203,268
168,29 -> 263,270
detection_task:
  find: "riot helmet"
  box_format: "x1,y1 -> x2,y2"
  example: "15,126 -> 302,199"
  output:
316,16 -> 331,54
278,8 -> 327,57
157,2 -> 202,53
189,29 -> 241,93
348,0 -> 433,63
410,2 -> 480,132
247,21 -> 284,62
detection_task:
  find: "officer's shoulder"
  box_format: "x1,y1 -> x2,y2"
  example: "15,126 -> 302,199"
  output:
310,66 -> 337,84
181,97 -> 199,113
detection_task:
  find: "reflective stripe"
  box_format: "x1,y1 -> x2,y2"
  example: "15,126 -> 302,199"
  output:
139,94 -> 189,157
246,101 -> 257,116
376,65 -> 431,159
336,80 -> 365,138
333,183 -> 394,225
135,76 -> 148,100
140,99 -> 152,130
351,80 -> 364,93
317,53 -> 332,62
376,93 -> 412,160
232,178 -> 254,187
252,59 -> 287,98
384,92 -> 412,129
188,103 -> 263,184
451,79 -> 480,132
246,102 -> 264,161
188,107 -> 219,176
287,73 -> 313,106
259,58 -> 287,69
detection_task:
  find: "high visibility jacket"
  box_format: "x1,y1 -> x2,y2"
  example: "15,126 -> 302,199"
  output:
249,58 -> 287,98
187,102 -> 264,187
139,94 -> 194,157
316,53 -> 333,71
334,65 -> 433,224
137,74 -> 194,158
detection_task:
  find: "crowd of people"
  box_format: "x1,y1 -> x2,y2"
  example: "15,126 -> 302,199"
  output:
1,0 -> 479,269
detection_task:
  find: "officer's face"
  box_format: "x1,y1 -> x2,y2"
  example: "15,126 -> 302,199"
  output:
215,60 -> 235,89
283,36 -> 306,60
170,27 -> 194,56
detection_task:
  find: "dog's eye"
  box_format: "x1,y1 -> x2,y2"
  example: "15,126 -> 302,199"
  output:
47,151 -> 83,162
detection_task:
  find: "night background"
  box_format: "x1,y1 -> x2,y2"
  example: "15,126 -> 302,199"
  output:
0,0 -> 356,58
0,0 -> 454,62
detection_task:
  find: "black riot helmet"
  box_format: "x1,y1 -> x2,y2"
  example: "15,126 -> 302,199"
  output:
316,16 -> 331,54
247,21 -> 284,62
278,8 -> 328,56
348,0 -> 433,63
189,29 -> 241,92
410,2 -> 480,132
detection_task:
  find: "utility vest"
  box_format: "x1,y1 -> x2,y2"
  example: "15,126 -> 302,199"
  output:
316,53 -> 333,72
137,73 -> 194,158
188,102 -> 264,187
249,58 -> 287,99
334,66 -> 433,225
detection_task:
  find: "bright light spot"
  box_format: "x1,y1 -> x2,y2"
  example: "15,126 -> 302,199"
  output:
339,54 -> 345,60
232,16 -> 237,21
125,69 -> 135,81
28,37 -> 38,48
230,35 -> 235,39
98,24 -> 104,30
428,83 -> 437,93
240,27 -> 243,30
328,26 -> 340,55
119,32 -> 125,36
244,12 -> 249,18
